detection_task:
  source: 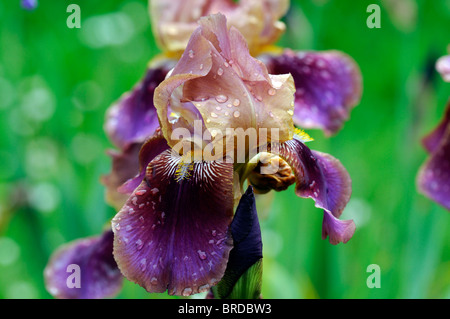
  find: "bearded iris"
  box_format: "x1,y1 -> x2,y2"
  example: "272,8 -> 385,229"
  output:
44,0 -> 362,299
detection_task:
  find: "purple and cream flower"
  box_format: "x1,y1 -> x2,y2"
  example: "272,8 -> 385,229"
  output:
45,0 -> 363,299
109,13 -> 354,296
417,52 -> 450,210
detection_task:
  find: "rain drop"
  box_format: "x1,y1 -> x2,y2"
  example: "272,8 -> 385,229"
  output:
232,99 -> 240,107
217,68 -> 224,76
182,288 -> 193,296
215,94 -> 228,103
233,111 -> 240,118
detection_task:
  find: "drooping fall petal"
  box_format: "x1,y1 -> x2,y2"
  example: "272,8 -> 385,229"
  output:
104,59 -> 175,149
111,150 -> 235,296
272,136 -> 355,244
44,230 -> 122,299
262,50 -> 362,135
417,102 -> 450,210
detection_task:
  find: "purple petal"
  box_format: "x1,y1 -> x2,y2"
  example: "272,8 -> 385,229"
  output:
117,130 -> 169,195
21,0 -> 38,10
44,230 -> 122,299
436,54 -> 450,82
111,150 -> 235,296
422,102 -> 450,153
263,50 -> 362,135
217,186 -> 262,298
322,210 -> 355,245
417,102 -> 450,210
102,143 -> 143,210
272,136 -> 355,244
105,59 -> 176,149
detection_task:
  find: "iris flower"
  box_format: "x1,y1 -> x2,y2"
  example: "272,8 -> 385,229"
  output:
45,1 -> 362,299
417,52 -> 450,210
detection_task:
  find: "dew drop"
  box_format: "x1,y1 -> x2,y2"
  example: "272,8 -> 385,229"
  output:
188,50 -> 195,58
151,277 -> 158,285
199,63 -> 203,70
210,112 -> 218,118
215,94 -> 228,103
136,239 -> 143,250
182,288 -> 193,296
233,111 -> 240,118
232,99 -> 240,107
215,106 -> 222,111
224,61 -> 229,68
140,258 -> 146,271
287,110 -> 294,116
114,223 -> 120,231
268,88 -> 276,96
197,250 -> 207,260
217,68 -> 224,76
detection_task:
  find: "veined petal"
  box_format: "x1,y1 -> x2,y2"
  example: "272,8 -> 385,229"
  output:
112,150 -> 234,296
436,54 -> 450,82
154,13 -> 295,151
272,136 -> 354,244
262,50 -> 362,135
417,102 -> 450,210
44,230 -> 122,299
105,59 -> 175,149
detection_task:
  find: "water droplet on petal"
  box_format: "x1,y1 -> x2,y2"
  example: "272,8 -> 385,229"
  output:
215,94 -> 228,103
217,68 -> 224,76
268,88 -> 276,96
287,110 -> 294,116
197,250 -> 207,260
211,112 -> 218,118
233,111 -> 240,118
136,239 -> 143,250
232,99 -> 240,107
151,277 -> 158,285
182,288 -> 193,296
199,63 -> 203,70
140,258 -> 146,271
188,50 -> 195,58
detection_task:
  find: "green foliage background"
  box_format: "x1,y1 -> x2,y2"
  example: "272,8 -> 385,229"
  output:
0,0 -> 449,299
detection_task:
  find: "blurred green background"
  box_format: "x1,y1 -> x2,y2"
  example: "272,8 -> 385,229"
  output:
0,0 -> 449,299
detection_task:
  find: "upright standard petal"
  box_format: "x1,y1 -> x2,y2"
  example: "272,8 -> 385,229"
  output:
44,230 -> 122,299
417,102 -> 450,210
262,50 -> 362,135
154,13 -> 296,151
150,0 -> 289,55
272,136 -> 355,244
105,59 -> 176,149
112,150 -> 235,296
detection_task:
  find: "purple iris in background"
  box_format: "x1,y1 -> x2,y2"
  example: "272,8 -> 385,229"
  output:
44,0 -> 362,299
21,0 -> 38,11
417,52 -> 450,210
